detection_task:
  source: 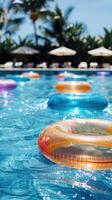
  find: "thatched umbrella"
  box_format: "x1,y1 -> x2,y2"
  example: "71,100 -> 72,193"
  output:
88,47 -> 112,67
49,46 -> 76,56
12,46 -> 39,55
88,47 -> 112,57
49,46 -> 76,67
12,46 -> 40,67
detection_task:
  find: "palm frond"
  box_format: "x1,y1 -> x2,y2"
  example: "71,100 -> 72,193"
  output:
64,6 -> 74,20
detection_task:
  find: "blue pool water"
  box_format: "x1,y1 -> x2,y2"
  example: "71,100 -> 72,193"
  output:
0,73 -> 112,200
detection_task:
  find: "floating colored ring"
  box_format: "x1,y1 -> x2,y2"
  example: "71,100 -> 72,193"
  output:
57,72 -> 75,79
38,118 -> 112,170
96,71 -> 111,76
56,81 -> 91,93
48,93 -> 108,110
22,72 -> 40,79
6,75 -> 30,82
0,79 -> 17,91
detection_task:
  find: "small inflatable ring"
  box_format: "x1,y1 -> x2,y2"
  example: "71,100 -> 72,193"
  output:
56,81 -> 91,93
96,71 -> 111,76
22,72 -> 40,79
0,79 -> 17,91
38,119 -> 112,170
57,72 -> 75,79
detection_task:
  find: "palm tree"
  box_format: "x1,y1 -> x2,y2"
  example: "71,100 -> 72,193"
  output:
0,1 -> 24,41
66,22 -> 86,41
43,5 -> 74,46
83,35 -> 100,51
42,5 -> 86,66
82,35 -> 101,66
15,35 -> 35,48
100,28 -> 112,49
11,0 -> 53,46
0,7 -> 5,39
0,37 -> 15,63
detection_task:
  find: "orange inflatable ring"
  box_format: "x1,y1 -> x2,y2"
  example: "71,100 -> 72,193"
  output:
56,81 -> 91,93
22,72 -> 40,79
38,119 -> 112,170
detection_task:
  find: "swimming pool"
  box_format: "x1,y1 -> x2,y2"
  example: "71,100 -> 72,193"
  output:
0,72 -> 112,200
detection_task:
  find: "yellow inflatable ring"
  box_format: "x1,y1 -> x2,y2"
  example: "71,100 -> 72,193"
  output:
38,119 -> 112,170
22,71 -> 40,79
56,81 -> 91,93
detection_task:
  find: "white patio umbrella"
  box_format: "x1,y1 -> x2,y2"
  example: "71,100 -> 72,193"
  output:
49,46 -> 76,56
88,47 -> 112,57
12,46 -> 39,55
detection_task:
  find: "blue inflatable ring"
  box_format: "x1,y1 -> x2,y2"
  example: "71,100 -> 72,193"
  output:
48,93 -> 108,110
6,75 -> 30,82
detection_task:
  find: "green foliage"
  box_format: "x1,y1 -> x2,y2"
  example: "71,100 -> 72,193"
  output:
0,37 -> 15,63
0,1 -> 24,40
100,28 -> 112,49
66,22 -> 86,41
15,36 -> 35,47
11,0 -> 53,12
11,0 -> 53,45
43,5 -> 75,45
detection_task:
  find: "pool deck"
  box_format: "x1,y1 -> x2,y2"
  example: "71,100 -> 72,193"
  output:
0,68 -> 112,76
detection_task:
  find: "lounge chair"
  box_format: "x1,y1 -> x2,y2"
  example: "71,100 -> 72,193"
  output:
1,61 -> 13,68
78,62 -> 88,69
90,62 -> 98,69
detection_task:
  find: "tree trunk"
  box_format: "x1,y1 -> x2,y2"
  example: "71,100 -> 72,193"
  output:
33,21 -> 38,47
